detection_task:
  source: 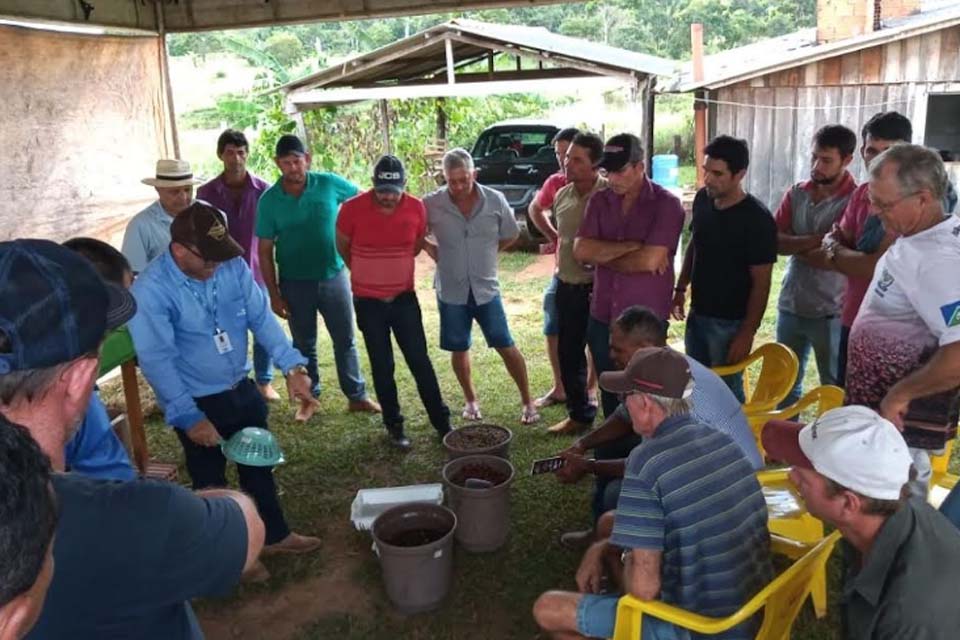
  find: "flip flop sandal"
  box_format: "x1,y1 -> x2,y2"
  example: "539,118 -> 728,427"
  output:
521,406 -> 542,425
462,402 -> 483,421
535,393 -> 566,408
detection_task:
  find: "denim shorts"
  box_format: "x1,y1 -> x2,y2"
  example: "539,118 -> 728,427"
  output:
542,275 -> 559,336
438,292 -> 514,352
577,594 -> 688,640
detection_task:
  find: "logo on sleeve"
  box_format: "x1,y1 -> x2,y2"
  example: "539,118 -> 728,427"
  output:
940,300 -> 960,327
874,269 -> 894,297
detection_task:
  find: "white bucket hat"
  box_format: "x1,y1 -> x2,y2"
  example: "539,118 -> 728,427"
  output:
142,159 -> 203,188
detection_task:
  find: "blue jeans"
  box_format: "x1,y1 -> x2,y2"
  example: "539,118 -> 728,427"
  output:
940,483 -> 960,530
542,275 -> 559,336
587,317 -> 619,418
577,594 -> 691,640
280,270 -> 367,401
252,282 -> 274,384
776,310 -> 840,407
684,312 -> 745,403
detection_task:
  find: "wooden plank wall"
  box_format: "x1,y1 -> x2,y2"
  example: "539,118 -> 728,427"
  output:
711,26 -> 960,211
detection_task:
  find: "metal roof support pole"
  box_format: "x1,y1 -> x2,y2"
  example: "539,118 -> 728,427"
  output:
379,99 -> 392,154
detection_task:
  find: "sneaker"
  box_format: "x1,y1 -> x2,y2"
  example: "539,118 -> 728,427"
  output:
263,532 -> 322,556
559,528 -> 594,550
387,428 -> 412,450
349,397 -> 382,413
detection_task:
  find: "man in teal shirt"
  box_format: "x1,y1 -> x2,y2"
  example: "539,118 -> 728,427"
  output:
256,135 -> 379,412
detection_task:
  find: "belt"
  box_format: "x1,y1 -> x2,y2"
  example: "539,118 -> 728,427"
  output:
557,279 -> 593,288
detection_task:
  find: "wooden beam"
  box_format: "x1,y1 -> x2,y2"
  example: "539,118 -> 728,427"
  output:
445,37 -> 456,84
379,99 -> 391,153
692,23 -> 706,188
155,1 -> 180,159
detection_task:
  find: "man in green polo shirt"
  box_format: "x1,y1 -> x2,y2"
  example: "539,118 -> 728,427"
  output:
256,134 -> 379,412
764,407 -> 960,640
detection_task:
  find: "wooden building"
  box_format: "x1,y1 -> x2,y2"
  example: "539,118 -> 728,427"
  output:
663,0 -> 960,211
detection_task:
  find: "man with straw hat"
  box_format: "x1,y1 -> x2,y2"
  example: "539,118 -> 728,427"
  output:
122,158 -> 202,274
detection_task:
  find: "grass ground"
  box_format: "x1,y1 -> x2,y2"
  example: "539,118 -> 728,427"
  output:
99,251 -> 936,640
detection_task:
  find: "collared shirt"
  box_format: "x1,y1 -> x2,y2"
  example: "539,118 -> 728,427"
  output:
255,171 -> 359,281
424,183 -> 520,305
576,179 -> 685,322
612,355 -> 762,469
611,414 -> 773,640
128,250 -> 306,430
774,173 -> 856,318
197,172 -> 270,285
847,215 -> 960,448
553,176 -> 607,285
844,498 -> 960,640
122,200 -> 177,273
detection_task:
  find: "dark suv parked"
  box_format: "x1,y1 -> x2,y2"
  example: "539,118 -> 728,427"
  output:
471,120 -> 561,244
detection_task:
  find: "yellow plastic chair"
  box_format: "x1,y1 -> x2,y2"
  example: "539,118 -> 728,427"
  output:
712,343 -> 799,416
747,385 -> 845,457
930,439 -> 958,493
757,468 -> 829,618
610,531 -> 841,640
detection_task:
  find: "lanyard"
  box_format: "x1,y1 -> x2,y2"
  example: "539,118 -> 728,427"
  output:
186,279 -> 220,333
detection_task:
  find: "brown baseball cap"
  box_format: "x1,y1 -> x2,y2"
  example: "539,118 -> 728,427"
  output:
171,201 -> 244,262
599,347 -> 692,399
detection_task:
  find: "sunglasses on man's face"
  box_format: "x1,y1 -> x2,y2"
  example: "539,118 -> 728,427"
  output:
180,243 -> 219,267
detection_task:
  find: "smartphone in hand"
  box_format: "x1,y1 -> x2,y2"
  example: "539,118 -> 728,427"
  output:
530,456 -> 566,476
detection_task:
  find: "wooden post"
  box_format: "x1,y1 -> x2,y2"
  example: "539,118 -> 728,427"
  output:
120,361 -> 148,474
379,99 -> 391,154
155,1 -> 180,158
691,23 -> 707,188
644,77 -> 656,178
436,97 -> 447,141
445,38 -> 456,85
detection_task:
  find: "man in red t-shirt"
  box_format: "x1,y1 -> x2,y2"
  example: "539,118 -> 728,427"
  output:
336,156 -> 451,449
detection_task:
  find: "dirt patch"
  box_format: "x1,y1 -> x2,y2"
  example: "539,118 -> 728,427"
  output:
515,254 -> 556,281
198,527 -> 371,640
444,424 -> 510,451
450,462 -> 510,488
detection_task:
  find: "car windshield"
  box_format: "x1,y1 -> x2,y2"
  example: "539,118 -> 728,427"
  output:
473,130 -> 555,161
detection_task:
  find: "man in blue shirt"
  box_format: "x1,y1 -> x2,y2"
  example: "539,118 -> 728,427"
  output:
62,236 -> 138,481
534,347 -> 772,640
554,305 -> 762,546
129,202 -> 322,570
0,238 -> 265,639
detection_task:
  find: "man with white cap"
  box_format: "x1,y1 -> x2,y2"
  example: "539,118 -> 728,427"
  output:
763,406 -> 960,639
533,347 -> 771,640
122,158 -> 202,273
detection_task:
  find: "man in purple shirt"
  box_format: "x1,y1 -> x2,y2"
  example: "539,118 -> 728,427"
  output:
574,133 -> 685,416
197,129 -> 277,401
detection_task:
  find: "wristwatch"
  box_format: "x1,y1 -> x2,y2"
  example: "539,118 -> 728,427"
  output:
620,548 -> 631,564
285,365 -> 308,377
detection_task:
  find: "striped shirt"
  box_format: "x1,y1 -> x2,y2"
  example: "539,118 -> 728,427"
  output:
611,414 -> 773,640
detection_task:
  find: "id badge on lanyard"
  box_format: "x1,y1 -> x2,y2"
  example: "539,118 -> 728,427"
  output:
189,280 -> 234,355
213,329 -> 233,354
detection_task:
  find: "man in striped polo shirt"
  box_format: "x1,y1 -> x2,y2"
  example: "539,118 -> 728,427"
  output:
534,347 -> 772,640
336,155 -> 451,449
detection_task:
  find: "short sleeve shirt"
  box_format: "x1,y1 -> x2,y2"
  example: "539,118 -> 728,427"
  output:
336,190 -> 426,299
690,189 -> 778,320
610,415 -> 773,640
845,499 -> 960,640
535,171 -> 567,209
64,391 -> 136,481
774,174 -> 856,318
121,200 -> 176,273
576,180 -> 685,321
553,176 -> 607,285
256,171 -> 359,281
28,474 -> 248,640
423,183 -> 520,305
847,216 -> 960,448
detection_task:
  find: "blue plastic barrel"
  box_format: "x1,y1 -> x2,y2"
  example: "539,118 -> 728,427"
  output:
652,154 -> 679,188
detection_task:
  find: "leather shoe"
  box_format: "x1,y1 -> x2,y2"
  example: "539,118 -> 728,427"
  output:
263,532 -> 322,556
387,428 -> 412,450
241,559 -> 270,583
559,528 -> 594,549
349,398 -> 382,413
547,417 -> 591,435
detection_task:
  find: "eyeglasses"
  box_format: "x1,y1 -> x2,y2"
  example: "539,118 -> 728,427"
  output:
180,243 -> 218,267
868,191 -> 918,214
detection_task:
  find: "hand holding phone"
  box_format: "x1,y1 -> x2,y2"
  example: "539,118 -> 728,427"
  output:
530,456 -> 566,476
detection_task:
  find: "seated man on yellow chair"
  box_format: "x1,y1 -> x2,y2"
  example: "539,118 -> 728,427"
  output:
533,347 -> 773,640
763,407 -> 960,640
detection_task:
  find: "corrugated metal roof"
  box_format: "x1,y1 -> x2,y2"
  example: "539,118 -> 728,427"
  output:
281,18 -> 677,95
663,3 -> 960,92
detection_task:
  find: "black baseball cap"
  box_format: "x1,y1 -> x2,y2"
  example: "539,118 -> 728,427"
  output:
598,133 -> 644,172
275,134 -> 307,158
373,155 -> 406,194
0,239 -> 137,374
171,202 -> 244,263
